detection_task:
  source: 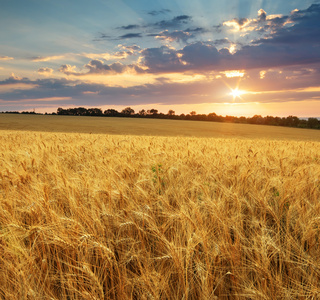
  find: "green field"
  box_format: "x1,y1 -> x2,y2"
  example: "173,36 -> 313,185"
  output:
1,113 -> 320,141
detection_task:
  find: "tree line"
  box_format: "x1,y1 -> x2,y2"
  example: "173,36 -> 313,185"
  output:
2,107 -> 319,129
55,107 -> 320,129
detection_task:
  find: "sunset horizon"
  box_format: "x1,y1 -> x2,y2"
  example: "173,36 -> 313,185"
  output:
1,0 -> 319,117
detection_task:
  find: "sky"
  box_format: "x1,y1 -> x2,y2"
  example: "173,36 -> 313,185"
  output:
0,0 -> 320,117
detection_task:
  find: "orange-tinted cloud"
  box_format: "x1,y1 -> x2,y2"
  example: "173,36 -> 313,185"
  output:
0,56 -> 14,61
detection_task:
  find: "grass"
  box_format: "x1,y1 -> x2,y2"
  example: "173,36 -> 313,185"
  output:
0,117 -> 320,299
1,114 -> 320,141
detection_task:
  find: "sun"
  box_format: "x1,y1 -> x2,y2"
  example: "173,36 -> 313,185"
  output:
230,88 -> 245,100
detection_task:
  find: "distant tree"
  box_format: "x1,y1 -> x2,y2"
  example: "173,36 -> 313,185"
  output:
298,119 -> 307,128
207,112 -> 223,122
87,108 -> 102,116
121,107 -> 135,115
225,115 -> 236,123
70,107 -> 85,116
238,116 -> 247,124
179,114 -> 186,120
167,110 -> 175,116
139,109 -> 147,116
190,111 -> 196,116
285,115 -> 300,127
307,117 -> 319,129
104,109 -> 120,116
264,115 -> 277,126
57,107 -> 71,115
207,112 -> 217,120
194,114 -> 207,121
249,115 -> 264,124
147,109 -> 158,116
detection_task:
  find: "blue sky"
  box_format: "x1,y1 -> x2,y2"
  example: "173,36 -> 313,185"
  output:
0,0 -> 319,116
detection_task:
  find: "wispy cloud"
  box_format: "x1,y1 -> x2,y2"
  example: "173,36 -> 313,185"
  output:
31,55 -> 65,62
82,51 -> 133,61
0,55 -> 14,60
117,24 -> 142,30
147,9 -> 171,16
118,33 -> 143,39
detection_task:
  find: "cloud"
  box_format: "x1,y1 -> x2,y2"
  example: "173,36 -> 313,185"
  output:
94,33 -> 111,41
31,55 -> 65,62
85,60 -> 112,73
147,9 -> 171,16
222,7 -> 288,35
141,46 -> 187,73
1,63 -> 320,110
154,30 -> 192,43
59,65 -> 79,76
0,73 -> 26,84
258,9 -> 267,22
38,67 -> 54,75
1,71 -> 319,109
138,4 -> 320,73
120,45 -> 141,52
59,60 -> 145,76
154,15 -> 192,28
98,12 -> 195,42
57,4 -> 320,79
213,38 -> 232,46
255,4 -> 320,45
119,33 -> 143,39
180,42 -> 225,69
85,60 -> 145,74
185,27 -> 207,33
0,56 -> 14,61
118,24 -> 141,30
223,18 -> 250,31
83,50 -> 135,61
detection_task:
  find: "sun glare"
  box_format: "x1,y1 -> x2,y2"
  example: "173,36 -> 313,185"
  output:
230,88 -> 245,100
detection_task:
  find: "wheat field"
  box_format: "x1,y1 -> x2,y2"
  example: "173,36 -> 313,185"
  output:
1,130 -> 320,299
